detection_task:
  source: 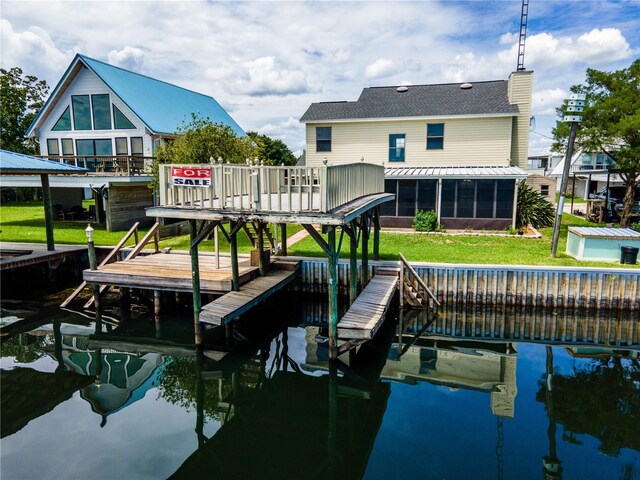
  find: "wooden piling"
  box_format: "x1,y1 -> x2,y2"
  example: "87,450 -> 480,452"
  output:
349,224 -> 358,305
258,222 -> 266,276
327,228 -> 338,360
280,223 -> 287,256
230,220 -> 240,291
189,219 -> 203,346
361,214 -> 369,286
154,290 -> 161,317
373,207 -> 380,260
40,174 -> 54,251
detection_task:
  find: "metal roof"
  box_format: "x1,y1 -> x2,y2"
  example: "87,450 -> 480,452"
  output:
27,54 -> 245,137
384,165 -> 528,179
301,81 -> 519,122
0,149 -> 88,175
569,227 -> 640,238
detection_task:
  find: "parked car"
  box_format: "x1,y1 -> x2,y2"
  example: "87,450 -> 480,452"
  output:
589,186 -> 640,218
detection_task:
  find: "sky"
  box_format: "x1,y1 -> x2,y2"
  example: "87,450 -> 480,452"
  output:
2,0 -> 639,156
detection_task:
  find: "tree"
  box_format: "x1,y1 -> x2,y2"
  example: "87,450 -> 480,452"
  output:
155,114 -> 257,165
247,131 -> 297,166
0,67 -> 49,154
552,59 -> 640,227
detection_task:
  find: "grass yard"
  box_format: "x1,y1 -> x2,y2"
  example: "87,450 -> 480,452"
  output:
287,214 -> 640,269
0,200 -> 302,254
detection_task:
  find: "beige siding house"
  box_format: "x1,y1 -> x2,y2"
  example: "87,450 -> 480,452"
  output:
301,71 -> 532,229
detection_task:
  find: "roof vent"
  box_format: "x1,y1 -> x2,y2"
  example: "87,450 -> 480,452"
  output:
396,86 -> 409,93
460,83 -> 473,89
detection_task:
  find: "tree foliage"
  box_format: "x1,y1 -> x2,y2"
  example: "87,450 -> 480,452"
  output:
155,114 -> 257,165
552,59 -> 640,226
0,67 -> 49,154
247,131 -> 297,166
516,181 -> 555,228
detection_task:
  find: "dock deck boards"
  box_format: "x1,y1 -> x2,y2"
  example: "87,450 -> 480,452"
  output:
338,275 -> 398,340
83,251 -> 258,293
200,265 -> 300,325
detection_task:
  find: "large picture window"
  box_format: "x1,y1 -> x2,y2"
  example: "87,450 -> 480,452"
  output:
389,134 -> 406,162
72,95 -> 92,130
91,94 -> 112,130
426,123 -> 444,150
76,139 -> 113,157
316,127 -> 331,152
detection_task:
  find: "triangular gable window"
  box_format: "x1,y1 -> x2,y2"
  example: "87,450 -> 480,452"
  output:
113,105 -> 136,129
52,106 -> 72,131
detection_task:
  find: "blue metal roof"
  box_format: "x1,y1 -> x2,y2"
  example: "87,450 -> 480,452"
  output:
27,54 -> 245,137
0,149 -> 88,174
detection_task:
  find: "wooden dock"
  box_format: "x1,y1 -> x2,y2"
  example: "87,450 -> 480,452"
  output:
83,251 -> 258,293
338,274 -> 398,340
1,242 -> 86,271
200,262 -> 300,325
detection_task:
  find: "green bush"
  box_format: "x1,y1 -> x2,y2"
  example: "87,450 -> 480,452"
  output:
516,181 -> 555,228
413,209 -> 442,232
631,223 -> 640,233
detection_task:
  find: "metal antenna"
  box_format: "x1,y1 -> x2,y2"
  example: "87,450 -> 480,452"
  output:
517,0 -> 530,71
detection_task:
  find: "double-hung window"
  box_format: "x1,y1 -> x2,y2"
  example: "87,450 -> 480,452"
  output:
426,123 -> 444,150
316,127 -> 332,152
389,134 -> 406,162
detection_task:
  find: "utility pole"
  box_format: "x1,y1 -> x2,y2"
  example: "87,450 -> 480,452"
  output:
550,94 -> 585,257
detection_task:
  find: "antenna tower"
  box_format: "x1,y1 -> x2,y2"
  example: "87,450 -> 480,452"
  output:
517,0 -> 529,71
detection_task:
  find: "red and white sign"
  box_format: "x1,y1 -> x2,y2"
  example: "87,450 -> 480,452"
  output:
171,167 -> 212,187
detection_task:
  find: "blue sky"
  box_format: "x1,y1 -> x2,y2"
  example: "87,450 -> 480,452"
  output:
1,0 -> 638,155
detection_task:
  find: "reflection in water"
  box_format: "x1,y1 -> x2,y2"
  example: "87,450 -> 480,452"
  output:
1,298 -> 639,480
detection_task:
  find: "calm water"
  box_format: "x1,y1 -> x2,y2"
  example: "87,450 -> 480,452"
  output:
1,291 -> 639,480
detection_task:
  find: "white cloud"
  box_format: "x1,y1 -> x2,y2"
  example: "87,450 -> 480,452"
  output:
365,58 -> 396,80
108,46 -> 146,72
532,88 -> 567,116
235,57 -> 310,96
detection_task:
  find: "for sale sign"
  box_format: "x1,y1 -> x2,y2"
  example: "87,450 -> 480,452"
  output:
171,167 -> 212,187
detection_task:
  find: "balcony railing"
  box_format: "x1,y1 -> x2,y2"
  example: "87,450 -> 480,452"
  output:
158,162 -> 385,213
569,163 -> 612,173
39,155 -> 155,175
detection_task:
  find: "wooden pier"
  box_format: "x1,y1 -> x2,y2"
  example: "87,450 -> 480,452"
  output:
200,261 -> 300,325
83,251 -> 258,293
338,274 -> 398,340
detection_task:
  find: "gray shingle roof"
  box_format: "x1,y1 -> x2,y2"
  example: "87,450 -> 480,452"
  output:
300,80 -> 519,122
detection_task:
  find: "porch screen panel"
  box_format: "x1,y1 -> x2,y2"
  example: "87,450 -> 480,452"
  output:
417,179 -> 437,211
381,180 -> 397,216
496,180 -> 515,218
398,180 -> 416,216
441,180 -> 455,217
476,180 -> 495,218
456,180 -> 475,217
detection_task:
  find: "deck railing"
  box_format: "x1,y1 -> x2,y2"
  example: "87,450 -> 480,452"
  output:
39,155 -> 154,175
158,162 -> 385,213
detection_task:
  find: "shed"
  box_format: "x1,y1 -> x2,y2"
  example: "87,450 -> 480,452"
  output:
566,227 -> 640,262
0,149 -> 88,250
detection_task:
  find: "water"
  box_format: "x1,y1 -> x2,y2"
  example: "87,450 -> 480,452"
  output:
1,291 -> 639,480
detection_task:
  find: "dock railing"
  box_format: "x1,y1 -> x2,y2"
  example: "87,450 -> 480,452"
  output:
158,161 -> 385,213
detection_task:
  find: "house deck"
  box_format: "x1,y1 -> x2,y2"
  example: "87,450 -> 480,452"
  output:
83,251 -> 258,293
338,273 -> 398,340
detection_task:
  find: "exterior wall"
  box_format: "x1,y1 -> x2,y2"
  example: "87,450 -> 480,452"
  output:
105,184 -> 154,231
507,71 -> 533,170
305,116 -> 514,167
38,66 -> 153,158
525,174 -> 556,200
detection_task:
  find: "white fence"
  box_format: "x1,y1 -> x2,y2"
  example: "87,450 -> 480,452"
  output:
158,162 -> 385,213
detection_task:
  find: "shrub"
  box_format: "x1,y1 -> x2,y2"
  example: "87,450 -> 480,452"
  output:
516,181 -> 555,228
413,209 -> 442,232
631,223 -> 640,233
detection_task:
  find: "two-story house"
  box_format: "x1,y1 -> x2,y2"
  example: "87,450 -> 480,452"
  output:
23,53 -> 244,230
300,71 -> 532,229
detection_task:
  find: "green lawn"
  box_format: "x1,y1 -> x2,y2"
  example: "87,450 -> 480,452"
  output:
0,200 -> 302,254
288,215 -> 640,269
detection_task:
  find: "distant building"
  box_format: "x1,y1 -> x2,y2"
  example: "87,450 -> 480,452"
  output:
19,53 -> 243,230
549,150 -> 618,199
300,71 -> 533,229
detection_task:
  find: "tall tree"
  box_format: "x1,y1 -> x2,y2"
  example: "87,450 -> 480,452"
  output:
155,114 -> 257,165
247,131 -> 297,166
552,59 -> 640,227
0,67 -> 49,154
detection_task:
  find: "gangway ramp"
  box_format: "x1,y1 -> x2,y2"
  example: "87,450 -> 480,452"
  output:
200,261 -> 300,326
338,273 -> 398,340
